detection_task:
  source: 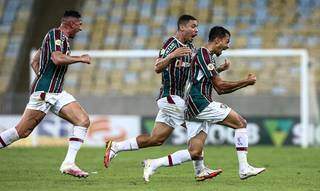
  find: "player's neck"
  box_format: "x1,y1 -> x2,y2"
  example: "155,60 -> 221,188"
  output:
59,25 -> 70,38
174,32 -> 187,44
205,43 -> 218,55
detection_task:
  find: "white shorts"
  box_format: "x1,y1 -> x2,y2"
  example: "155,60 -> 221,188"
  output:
26,91 -> 76,115
155,95 -> 186,129
186,101 -> 231,140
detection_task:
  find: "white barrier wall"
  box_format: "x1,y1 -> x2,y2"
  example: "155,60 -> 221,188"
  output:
0,114 -> 140,147
0,115 -> 319,147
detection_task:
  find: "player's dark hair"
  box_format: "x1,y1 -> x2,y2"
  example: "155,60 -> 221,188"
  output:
208,26 -> 230,42
177,14 -> 197,30
63,10 -> 81,18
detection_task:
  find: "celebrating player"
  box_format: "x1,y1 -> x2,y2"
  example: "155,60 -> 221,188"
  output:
104,15 -> 226,181
142,26 -> 266,182
0,10 -> 91,178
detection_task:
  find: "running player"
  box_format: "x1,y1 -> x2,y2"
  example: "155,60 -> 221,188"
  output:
142,26 -> 266,182
104,15 -> 226,181
0,10 -> 91,178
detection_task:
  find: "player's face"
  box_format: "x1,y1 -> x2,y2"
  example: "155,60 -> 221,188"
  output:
216,34 -> 230,55
182,20 -> 198,41
69,18 -> 82,38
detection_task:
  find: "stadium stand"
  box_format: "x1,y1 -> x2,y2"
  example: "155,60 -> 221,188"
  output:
0,0 -> 33,93
0,0 -> 319,115
67,0 -> 320,97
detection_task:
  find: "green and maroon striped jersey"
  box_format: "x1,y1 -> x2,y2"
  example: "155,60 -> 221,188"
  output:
185,47 -> 219,120
157,36 -> 195,99
31,28 -> 70,93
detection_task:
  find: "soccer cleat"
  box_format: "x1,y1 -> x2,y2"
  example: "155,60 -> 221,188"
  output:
195,167 -> 223,181
104,140 -> 116,168
60,163 -> 89,178
142,159 -> 156,182
239,165 -> 266,180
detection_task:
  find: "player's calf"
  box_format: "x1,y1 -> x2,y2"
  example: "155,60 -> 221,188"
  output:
136,134 -> 166,148
188,149 -> 203,160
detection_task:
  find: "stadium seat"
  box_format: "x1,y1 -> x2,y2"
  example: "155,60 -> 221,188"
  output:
8,0 -> 317,96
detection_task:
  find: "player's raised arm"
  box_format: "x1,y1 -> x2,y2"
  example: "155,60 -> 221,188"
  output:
154,46 -> 191,73
31,48 -> 41,74
211,73 -> 256,95
51,51 -> 91,66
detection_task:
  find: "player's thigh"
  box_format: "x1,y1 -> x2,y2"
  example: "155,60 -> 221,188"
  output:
58,101 -> 90,127
150,122 -> 174,142
218,109 -> 245,129
16,109 -> 46,137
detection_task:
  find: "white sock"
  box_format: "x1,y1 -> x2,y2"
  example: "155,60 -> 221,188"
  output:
152,149 -> 192,169
193,151 -> 205,175
63,126 -> 87,164
113,137 -> 139,153
234,128 -> 249,171
0,128 -> 19,148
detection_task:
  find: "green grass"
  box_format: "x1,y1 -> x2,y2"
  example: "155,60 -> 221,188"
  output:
0,146 -> 319,191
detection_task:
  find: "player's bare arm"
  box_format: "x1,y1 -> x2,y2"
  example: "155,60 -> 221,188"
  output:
31,48 -> 41,74
216,59 -> 230,73
212,73 -> 256,95
51,51 -> 91,66
154,47 -> 191,73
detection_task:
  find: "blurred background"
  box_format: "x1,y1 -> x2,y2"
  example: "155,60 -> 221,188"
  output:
0,0 -> 319,147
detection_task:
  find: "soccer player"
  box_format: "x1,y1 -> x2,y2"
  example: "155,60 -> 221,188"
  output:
104,15 -> 227,181
0,10 -> 91,178
142,26 -> 266,182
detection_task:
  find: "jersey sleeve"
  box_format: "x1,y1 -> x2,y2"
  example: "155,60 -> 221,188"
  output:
158,38 -> 178,59
197,48 -> 218,79
48,29 -> 64,53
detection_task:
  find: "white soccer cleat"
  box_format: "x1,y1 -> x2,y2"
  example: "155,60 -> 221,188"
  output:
239,165 -> 265,180
60,162 -> 89,178
195,167 -> 223,181
142,159 -> 156,182
104,140 -> 117,168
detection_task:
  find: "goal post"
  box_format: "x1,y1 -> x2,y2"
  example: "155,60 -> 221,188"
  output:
30,49 -> 312,148
221,49 -> 310,148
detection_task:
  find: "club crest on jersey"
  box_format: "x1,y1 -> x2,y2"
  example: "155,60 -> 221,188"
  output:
55,39 -> 62,46
207,63 -> 215,71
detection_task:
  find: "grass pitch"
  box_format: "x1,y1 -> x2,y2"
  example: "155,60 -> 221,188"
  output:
0,146 -> 319,191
